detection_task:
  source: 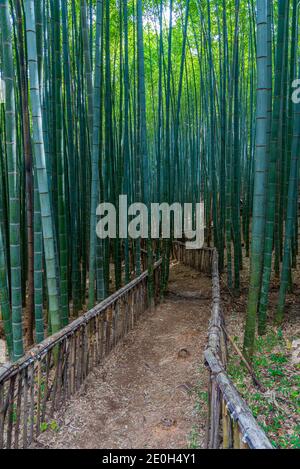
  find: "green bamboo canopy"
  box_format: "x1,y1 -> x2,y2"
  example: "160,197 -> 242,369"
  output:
0,0 -> 299,362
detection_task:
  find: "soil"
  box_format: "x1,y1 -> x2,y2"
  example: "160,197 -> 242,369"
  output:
31,262 -> 211,449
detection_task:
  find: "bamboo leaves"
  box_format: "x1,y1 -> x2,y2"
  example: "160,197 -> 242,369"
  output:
0,0 -> 298,364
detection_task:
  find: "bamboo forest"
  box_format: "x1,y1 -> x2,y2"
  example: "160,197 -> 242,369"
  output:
0,0 -> 299,452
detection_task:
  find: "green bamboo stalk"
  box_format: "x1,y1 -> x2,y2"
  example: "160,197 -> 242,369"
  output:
33,169 -> 44,343
88,0 -> 104,308
24,0 -> 61,336
258,0 -> 288,334
0,0 -> 24,361
276,23 -> 300,323
243,0 -> 269,359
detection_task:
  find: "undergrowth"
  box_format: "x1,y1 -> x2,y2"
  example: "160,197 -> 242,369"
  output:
228,328 -> 300,449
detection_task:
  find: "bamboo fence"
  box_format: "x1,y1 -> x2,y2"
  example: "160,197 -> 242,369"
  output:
0,244 -> 274,449
0,259 -> 162,449
174,242 -> 273,449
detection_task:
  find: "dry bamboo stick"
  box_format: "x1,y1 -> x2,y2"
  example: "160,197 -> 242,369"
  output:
233,421 -> 240,448
63,339 -> 71,403
36,360 -> 42,437
41,352 -> 51,423
22,369 -> 29,449
76,329 -> 82,390
222,399 -> 230,449
29,364 -> 35,444
222,325 -> 266,392
6,375 -> 16,449
100,317 -> 105,361
14,372 -> 23,448
0,384 -> 4,449
240,432 -> 249,449
70,334 -> 76,396
83,324 -> 89,380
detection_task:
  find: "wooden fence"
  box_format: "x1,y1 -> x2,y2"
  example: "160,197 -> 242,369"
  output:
205,251 -> 273,449
0,260 -> 162,449
175,242 -> 273,449
173,241 -> 214,274
0,243 -> 273,450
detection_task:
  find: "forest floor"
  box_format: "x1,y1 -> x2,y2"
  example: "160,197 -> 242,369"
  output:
222,254 -> 300,449
30,262 -> 211,449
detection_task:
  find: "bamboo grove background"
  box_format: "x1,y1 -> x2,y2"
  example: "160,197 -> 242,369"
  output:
0,0 -> 299,362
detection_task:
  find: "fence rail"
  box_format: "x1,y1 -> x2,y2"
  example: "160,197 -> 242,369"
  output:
0,260 -> 162,449
173,241 -> 214,274
0,244 -> 273,449
205,250 -> 273,449
174,242 -> 273,449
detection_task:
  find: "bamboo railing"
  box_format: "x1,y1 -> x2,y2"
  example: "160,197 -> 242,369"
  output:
0,260 -> 162,449
174,242 -> 273,450
0,243 -> 273,450
173,241 -> 214,274
206,250 -> 273,449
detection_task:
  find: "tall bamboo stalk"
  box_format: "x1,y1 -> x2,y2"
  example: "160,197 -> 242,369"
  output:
0,0 -> 24,361
24,0 -> 61,336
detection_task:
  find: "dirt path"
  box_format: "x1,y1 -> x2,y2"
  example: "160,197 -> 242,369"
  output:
32,262 -> 211,449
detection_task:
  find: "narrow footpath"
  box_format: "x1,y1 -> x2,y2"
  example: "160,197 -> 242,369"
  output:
32,262 -> 211,449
